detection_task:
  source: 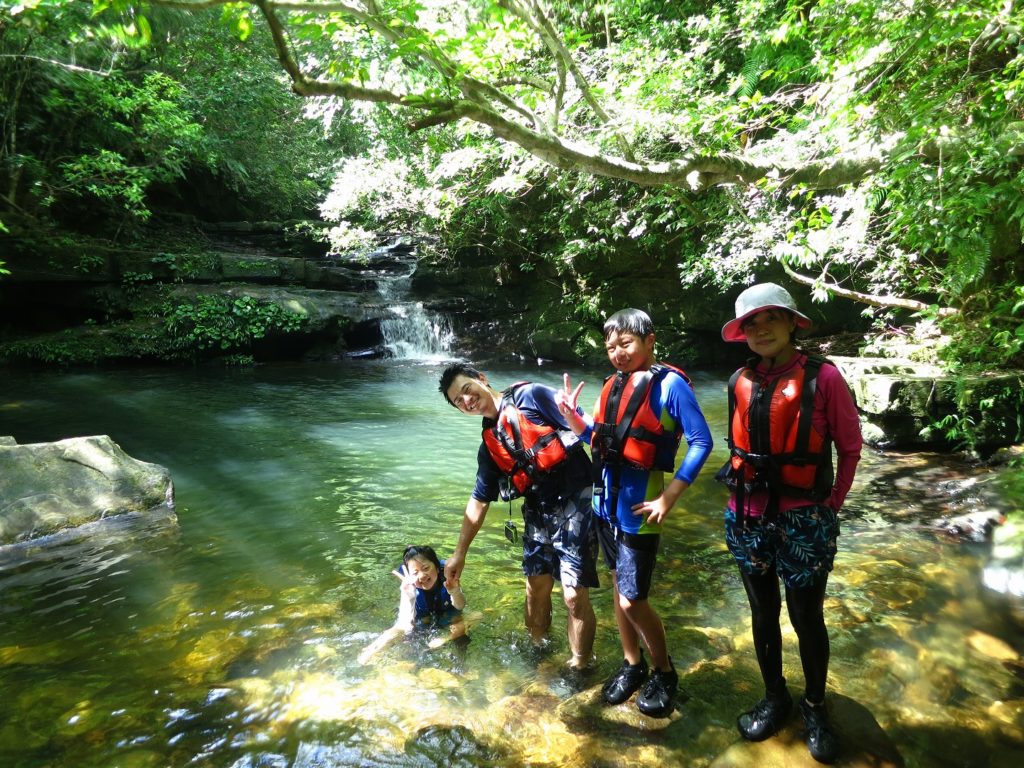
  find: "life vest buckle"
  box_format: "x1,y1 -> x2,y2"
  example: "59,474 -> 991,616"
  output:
498,476 -> 521,502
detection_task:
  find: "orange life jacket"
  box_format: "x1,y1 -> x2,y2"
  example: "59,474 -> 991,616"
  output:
482,383 -> 576,495
591,363 -> 691,472
724,356 -> 834,502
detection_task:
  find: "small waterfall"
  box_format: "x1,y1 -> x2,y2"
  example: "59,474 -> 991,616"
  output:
371,240 -> 455,361
380,301 -> 455,361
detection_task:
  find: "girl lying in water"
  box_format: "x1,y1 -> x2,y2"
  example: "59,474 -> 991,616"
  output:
358,545 -> 467,664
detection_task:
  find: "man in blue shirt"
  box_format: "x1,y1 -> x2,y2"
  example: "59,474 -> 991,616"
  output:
440,363 -> 599,670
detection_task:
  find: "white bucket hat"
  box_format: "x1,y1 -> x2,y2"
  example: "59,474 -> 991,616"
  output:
721,282 -> 812,342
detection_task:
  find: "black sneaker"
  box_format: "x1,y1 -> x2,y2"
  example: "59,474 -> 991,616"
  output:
636,662 -> 678,718
737,686 -> 793,741
601,655 -> 648,705
800,697 -> 840,764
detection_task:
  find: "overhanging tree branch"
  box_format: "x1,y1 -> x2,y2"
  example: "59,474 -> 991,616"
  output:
155,0 -> 910,192
0,54 -> 112,76
499,0 -> 636,160
782,260 -> 960,317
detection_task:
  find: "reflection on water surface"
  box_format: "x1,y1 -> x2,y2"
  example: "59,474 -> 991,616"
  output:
1,362 -> 1022,767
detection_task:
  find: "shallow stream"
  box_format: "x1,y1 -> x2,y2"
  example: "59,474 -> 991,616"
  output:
1,361 -> 1022,767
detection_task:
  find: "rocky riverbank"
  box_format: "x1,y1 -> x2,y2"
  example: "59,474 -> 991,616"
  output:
2,222 -> 1022,452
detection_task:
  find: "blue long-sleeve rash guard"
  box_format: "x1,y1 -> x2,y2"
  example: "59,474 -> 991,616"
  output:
582,369 -> 713,534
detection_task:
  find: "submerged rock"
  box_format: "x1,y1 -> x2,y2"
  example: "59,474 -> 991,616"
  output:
557,684 -> 683,731
0,435 -> 174,546
931,510 -> 1005,542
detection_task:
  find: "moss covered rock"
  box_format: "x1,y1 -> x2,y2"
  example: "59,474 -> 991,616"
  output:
0,435 -> 174,546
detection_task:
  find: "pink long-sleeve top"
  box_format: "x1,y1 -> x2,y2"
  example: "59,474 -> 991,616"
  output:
727,352 -> 863,517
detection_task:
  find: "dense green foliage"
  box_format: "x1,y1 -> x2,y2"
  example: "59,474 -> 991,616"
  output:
0,287 -> 309,365
163,293 -> 307,355
0,1 -> 346,233
2,3 -> 200,229
290,0 -> 1024,370
2,0 -> 1023,446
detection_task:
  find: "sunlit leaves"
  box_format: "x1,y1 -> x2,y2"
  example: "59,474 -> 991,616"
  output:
6,0 -> 1024,373
39,71 -> 206,219
219,3 -> 254,41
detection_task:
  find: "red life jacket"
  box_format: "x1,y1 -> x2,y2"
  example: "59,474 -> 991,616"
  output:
591,363 -> 691,472
482,383 -> 576,495
724,355 -> 834,502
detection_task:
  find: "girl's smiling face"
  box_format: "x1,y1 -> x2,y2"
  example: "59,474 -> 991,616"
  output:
405,556 -> 439,590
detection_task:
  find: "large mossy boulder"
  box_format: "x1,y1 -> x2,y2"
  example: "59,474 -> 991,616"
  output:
0,435 -> 175,546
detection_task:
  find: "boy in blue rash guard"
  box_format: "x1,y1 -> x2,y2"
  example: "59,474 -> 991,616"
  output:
440,363 -> 599,670
358,545 -> 467,664
557,308 -> 713,718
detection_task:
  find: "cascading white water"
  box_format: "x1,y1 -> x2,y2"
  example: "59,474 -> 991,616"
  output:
379,298 -> 456,360
373,243 -> 455,361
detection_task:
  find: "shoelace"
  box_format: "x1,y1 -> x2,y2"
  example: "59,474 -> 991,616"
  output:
643,670 -> 674,695
752,695 -> 787,721
803,705 -> 829,733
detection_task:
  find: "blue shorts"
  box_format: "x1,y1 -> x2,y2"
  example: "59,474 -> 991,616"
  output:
596,516 -> 659,601
725,504 -> 839,589
521,486 -> 599,589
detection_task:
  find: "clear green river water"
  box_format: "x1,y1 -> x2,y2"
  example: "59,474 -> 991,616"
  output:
1,360 -> 1022,767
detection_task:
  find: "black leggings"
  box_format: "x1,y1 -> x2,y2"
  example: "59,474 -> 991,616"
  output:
739,564 -> 830,703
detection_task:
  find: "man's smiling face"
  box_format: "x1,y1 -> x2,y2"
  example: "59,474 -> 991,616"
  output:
446,373 -> 498,419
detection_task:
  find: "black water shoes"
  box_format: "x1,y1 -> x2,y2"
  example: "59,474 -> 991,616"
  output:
636,661 -> 678,718
800,697 -> 840,764
601,654 -> 648,705
737,685 -> 793,741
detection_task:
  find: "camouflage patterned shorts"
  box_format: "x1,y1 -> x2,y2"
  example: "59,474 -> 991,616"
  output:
521,486 -> 599,589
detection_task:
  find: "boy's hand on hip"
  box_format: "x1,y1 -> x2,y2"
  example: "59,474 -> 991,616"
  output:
631,495 -> 671,525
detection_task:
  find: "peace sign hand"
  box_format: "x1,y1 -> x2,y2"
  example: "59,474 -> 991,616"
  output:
555,373 -> 590,436
556,373 -> 585,416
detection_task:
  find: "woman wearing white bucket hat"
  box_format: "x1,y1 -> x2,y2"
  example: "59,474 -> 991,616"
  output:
717,282 -> 862,764
720,282 -> 813,343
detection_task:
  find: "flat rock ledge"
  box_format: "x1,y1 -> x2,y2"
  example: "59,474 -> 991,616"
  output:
0,435 -> 175,547
831,356 -> 1024,451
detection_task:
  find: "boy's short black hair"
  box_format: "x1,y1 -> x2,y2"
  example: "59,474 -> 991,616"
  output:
438,362 -> 484,407
603,308 -> 654,340
403,545 -> 442,572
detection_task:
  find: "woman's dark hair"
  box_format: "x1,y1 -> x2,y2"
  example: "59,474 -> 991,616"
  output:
403,545 -> 442,572
603,308 -> 654,340
438,362 -> 485,407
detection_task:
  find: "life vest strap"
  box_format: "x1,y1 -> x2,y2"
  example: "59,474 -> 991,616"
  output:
498,409 -> 560,469
791,356 -> 823,464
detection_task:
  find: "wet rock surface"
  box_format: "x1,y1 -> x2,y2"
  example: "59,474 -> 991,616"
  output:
833,356 -> 1024,452
708,695 -> 904,767
0,435 -> 175,546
